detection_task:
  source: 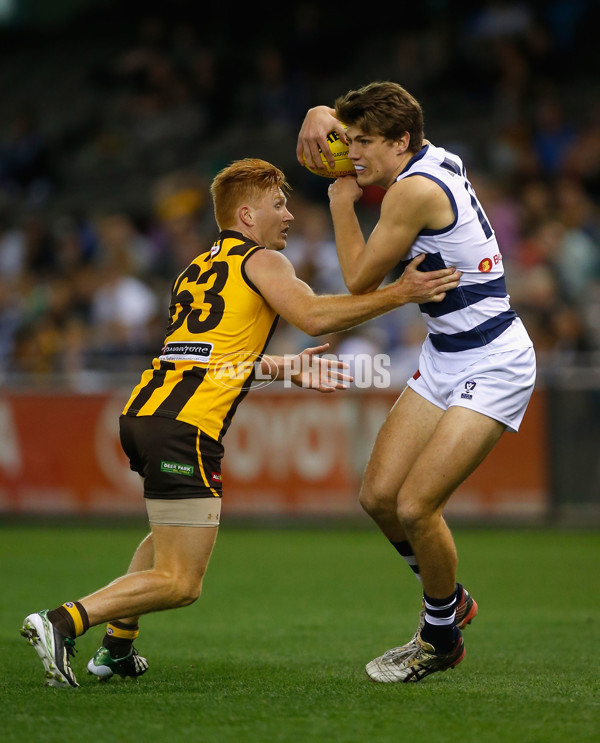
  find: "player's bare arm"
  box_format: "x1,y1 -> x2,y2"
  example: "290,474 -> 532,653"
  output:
296,106 -> 347,170
244,247 -> 461,337
329,175 -> 456,294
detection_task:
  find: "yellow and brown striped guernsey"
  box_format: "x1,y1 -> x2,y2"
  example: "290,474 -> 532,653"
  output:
123,230 -> 279,443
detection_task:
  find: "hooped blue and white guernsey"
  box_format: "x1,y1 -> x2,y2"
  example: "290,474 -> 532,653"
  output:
396,143 -> 532,369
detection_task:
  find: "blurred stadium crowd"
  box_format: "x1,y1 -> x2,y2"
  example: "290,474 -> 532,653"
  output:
1,0 -> 599,388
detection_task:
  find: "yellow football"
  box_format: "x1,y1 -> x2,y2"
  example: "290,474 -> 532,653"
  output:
303,129 -> 355,178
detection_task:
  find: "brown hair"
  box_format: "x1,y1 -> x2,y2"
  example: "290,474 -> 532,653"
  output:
335,81 -> 424,153
210,158 -> 291,229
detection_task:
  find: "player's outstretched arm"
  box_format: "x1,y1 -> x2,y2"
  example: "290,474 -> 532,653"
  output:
245,249 -> 460,337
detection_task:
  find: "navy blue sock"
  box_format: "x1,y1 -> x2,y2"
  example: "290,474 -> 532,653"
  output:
390,540 -> 421,582
420,591 -> 460,652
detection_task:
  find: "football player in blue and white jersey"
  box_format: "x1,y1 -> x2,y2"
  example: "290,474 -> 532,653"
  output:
297,81 -> 536,683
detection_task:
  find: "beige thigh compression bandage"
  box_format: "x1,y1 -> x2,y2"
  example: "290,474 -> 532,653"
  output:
145,497 -> 221,526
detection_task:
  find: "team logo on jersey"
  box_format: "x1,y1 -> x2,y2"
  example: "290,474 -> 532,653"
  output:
211,472 -> 222,483
461,380 -> 477,400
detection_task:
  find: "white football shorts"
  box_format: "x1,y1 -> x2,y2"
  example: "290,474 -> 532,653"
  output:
406,343 -> 536,433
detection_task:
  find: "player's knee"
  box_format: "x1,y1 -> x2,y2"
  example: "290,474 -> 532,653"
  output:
167,574 -> 204,608
359,481 -> 396,519
396,499 -> 428,531
172,583 -> 202,608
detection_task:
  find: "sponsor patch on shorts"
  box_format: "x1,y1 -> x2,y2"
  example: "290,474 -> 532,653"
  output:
160,460 -> 194,477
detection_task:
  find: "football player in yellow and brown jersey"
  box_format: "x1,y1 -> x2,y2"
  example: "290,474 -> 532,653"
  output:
121,229 -> 280,479
21,158 -> 462,688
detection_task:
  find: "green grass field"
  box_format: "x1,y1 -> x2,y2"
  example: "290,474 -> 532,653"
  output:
1,523 -> 599,743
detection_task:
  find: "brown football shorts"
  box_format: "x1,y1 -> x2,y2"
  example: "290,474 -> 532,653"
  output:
119,414 -> 223,525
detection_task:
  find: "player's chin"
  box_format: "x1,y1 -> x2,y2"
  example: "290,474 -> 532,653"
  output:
275,233 -> 289,250
354,169 -> 369,186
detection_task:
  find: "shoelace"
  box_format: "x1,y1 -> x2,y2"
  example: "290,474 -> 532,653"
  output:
381,640 -> 418,663
64,637 -> 77,659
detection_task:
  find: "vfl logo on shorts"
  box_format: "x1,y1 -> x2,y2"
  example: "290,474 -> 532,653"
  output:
461,380 -> 477,400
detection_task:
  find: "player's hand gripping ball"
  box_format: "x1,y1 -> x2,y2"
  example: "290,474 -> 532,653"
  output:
303,129 -> 356,178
